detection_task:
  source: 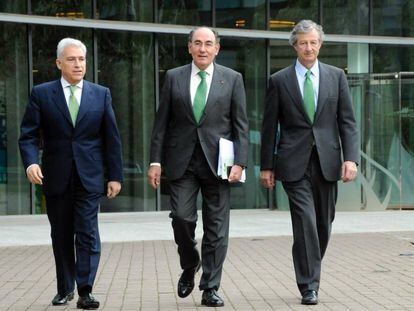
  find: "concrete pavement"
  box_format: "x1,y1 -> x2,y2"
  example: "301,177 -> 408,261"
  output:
0,210 -> 413,310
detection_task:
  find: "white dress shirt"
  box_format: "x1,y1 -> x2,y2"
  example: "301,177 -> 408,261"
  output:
190,62 -> 214,105
295,59 -> 319,110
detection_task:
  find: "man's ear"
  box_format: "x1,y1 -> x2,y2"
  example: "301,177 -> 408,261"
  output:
56,59 -> 61,70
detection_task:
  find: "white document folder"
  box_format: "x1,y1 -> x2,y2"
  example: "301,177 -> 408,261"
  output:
217,138 -> 246,182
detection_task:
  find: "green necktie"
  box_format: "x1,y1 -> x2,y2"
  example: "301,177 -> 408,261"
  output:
303,70 -> 315,123
193,70 -> 207,123
68,85 -> 79,126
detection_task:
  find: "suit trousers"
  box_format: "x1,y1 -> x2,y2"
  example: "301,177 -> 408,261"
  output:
45,165 -> 101,296
169,143 -> 230,291
282,147 -> 337,294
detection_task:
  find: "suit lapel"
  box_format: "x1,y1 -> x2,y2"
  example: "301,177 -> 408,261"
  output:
314,62 -> 329,123
283,65 -> 310,121
199,64 -> 224,124
76,80 -> 93,126
176,64 -> 194,120
52,80 -> 73,126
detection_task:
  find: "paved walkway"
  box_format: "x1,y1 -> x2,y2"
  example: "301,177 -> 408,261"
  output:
0,210 -> 414,310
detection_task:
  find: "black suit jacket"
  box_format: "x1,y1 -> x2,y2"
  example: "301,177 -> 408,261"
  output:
19,80 -> 123,195
150,63 -> 249,180
261,61 -> 359,182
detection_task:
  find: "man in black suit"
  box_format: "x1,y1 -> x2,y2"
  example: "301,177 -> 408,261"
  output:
260,20 -> 359,305
148,27 -> 248,307
19,38 -> 123,309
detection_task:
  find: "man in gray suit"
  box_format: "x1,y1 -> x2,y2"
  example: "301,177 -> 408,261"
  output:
260,20 -> 358,305
148,26 -> 248,307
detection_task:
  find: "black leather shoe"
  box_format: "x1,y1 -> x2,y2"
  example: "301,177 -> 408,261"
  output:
76,293 -> 100,309
201,289 -> 224,307
177,261 -> 201,298
301,290 -> 318,305
52,292 -> 74,305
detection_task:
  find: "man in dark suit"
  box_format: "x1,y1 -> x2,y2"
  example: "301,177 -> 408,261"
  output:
148,27 -> 248,307
260,20 -> 359,305
19,38 -> 123,309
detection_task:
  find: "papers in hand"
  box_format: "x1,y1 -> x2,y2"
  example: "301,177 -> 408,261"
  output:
217,138 -> 246,182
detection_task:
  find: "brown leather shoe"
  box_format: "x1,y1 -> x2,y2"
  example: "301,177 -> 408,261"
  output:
177,261 -> 201,298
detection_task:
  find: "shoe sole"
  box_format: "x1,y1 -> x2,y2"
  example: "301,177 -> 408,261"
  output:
52,292 -> 75,305
201,299 -> 224,307
76,302 -> 99,309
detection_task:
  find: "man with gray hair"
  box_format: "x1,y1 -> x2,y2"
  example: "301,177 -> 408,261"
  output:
260,20 -> 358,305
19,38 -> 123,309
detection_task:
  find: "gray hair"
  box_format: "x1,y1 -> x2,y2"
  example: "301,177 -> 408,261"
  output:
56,38 -> 87,59
289,20 -> 324,46
188,26 -> 220,44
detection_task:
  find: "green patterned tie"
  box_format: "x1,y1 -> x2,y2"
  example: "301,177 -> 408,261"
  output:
193,71 -> 207,123
303,70 -> 315,123
68,85 -> 79,126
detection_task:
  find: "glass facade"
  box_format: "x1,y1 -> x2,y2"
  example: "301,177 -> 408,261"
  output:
1,1 -> 414,214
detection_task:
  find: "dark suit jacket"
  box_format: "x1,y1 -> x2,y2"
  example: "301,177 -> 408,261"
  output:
261,61 -> 359,182
150,63 -> 249,180
19,79 -> 123,195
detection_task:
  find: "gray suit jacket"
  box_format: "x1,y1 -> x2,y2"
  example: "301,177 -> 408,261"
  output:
150,63 -> 249,180
261,61 -> 359,182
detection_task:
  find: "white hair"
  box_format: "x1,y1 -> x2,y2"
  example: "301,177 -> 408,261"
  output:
56,38 -> 87,59
289,20 -> 325,46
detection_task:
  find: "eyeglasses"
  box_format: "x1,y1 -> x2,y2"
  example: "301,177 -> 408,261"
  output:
191,41 -> 216,48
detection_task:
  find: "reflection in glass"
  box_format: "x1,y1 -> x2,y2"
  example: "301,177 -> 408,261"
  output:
269,40 -> 295,74
323,0 -> 368,35
97,0 -> 152,22
319,43 -> 347,72
31,0 -> 91,18
97,30 -> 155,212
0,0 -> 26,13
348,73 -> 401,209
158,34 -> 189,86
269,0 -> 318,31
216,0 -> 266,29
0,23 -> 29,214
217,38 -> 267,209
372,45 -> 414,73
158,0 -> 211,25
399,73 -> 414,209
373,0 -> 414,37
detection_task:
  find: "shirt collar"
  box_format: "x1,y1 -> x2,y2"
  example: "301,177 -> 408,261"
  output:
191,62 -> 214,77
61,77 -> 83,89
295,59 -> 319,78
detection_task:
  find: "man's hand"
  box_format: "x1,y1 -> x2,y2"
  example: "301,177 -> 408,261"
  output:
26,164 -> 43,185
107,181 -> 121,199
147,165 -> 161,189
341,161 -> 358,182
228,165 -> 243,183
260,170 -> 275,189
